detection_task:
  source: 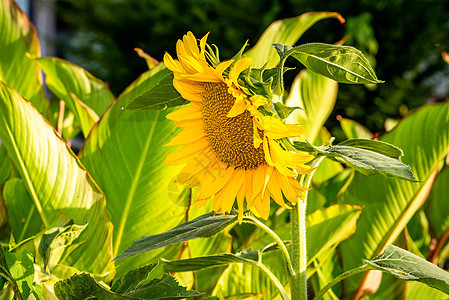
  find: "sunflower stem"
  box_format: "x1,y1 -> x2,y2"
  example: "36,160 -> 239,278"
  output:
242,216 -> 295,276
290,156 -> 324,300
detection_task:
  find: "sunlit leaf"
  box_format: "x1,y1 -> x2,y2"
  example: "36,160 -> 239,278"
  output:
338,116 -> 373,139
0,0 -> 48,115
246,12 -> 344,69
338,101 -> 449,295
36,57 -> 115,136
0,82 -> 114,277
3,178 -> 42,241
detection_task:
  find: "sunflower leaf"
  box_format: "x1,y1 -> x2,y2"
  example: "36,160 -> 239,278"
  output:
366,245 -> 449,295
338,139 -> 404,159
293,141 -> 416,181
115,212 -> 238,260
124,68 -> 188,110
161,250 -> 260,273
273,42 -> 382,96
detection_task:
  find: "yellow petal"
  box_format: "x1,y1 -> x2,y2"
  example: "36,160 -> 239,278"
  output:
227,98 -> 247,118
196,162 -> 234,200
165,125 -> 204,146
217,169 -> 246,214
228,57 -> 252,86
253,120 -> 262,148
166,104 -> 202,121
164,138 -> 210,165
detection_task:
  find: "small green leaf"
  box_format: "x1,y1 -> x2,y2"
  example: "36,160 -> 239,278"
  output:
125,68 -> 187,110
161,250 -> 260,273
7,251 -> 34,298
366,245 -> 449,295
116,212 -> 237,260
36,221 -> 87,270
338,139 -> 404,159
273,102 -> 302,119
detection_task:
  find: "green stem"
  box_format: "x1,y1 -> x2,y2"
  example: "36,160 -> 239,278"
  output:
242,216 -> 294,276
290,156 -> 324,300
254,261 -> 290,300
313,264 -> 371,300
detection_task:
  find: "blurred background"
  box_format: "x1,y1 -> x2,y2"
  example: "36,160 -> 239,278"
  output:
18,0 -> 449,141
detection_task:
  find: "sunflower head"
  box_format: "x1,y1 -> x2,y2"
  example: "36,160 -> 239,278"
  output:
164,32 -> 314,222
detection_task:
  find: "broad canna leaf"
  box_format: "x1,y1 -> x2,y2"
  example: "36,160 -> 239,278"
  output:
0,81 -> 114,277
246,12 -> 345,69
426,165 -> 449,238
79,66 -> 189,277
36,57 -> 115,136
338,101 -> 449,296
3,178 -> 42,242
0,0 -> 48,115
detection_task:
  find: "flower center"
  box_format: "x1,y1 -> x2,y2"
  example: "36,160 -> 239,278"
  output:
201,82 -> 266,169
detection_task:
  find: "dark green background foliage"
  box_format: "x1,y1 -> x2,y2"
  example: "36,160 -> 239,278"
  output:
56,0 -> 449,138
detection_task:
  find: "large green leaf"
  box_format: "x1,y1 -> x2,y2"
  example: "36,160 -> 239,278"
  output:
285,69 -> 338,144
36,57 -> 115,136
3,178 -> 42,241
338,101 -> 449,295
0,0 -> 48,115
245,12 -> 344,69
79,66 -> 189,277
0,82 -> 114,277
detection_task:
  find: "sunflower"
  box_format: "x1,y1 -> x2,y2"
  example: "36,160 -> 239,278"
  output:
164,32 -> 314,222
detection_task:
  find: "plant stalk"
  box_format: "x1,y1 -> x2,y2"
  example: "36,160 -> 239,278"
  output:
290,156 -> 324,300
313,264 -> 371,300
242,216 -> 295,276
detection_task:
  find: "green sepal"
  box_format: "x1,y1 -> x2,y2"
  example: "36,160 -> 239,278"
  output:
273,102 -> 303,119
